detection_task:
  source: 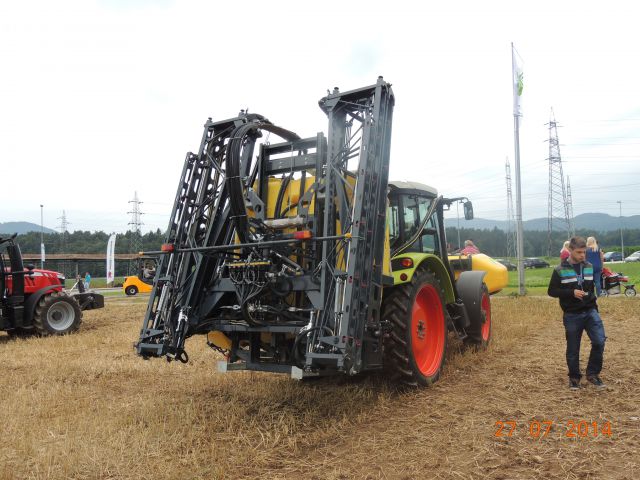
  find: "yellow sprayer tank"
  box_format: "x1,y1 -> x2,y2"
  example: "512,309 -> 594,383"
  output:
448,253 -> 508,294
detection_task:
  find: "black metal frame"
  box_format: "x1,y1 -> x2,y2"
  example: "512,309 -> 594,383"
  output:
136,78 -> 395,376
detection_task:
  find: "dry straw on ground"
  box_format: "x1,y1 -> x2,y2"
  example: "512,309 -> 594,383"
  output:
1,296 -> 638,479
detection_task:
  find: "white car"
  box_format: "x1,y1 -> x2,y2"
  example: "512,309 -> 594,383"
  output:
624,251 -> 640,262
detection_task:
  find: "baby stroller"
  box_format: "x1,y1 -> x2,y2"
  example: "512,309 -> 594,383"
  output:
601,268 -> 636,297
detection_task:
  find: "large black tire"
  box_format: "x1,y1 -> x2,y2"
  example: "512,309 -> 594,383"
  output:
33,291 -> 82,336
464,284 -> 492,349
125,285 -> 139,296
382,270 -> 448,387
6,327 -> 36,338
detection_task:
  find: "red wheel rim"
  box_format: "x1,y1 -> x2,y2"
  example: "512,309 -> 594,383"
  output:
411,284 -> 445,377
480,292 -> 491,341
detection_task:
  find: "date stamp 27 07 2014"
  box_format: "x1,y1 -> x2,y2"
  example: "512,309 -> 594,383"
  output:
494,420 -> 613,439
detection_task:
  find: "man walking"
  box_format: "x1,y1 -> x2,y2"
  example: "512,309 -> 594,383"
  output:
548,236 -> 607,390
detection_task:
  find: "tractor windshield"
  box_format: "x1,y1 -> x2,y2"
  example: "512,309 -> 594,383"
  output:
389,193 -> 440,254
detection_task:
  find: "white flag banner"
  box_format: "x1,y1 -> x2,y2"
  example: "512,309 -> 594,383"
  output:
40,243 -> 45,263
106,234 -> 116,285
512,44 -> 524,117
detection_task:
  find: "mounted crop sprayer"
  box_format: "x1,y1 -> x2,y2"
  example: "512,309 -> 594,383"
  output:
135,78 -> 503,386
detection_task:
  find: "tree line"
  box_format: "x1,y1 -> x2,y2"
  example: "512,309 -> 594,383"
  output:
5,227 -> 640,278
446,227 -> 640,258
6,230 -> 166,278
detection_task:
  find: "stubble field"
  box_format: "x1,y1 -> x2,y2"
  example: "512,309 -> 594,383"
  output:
1,295 -> 638,479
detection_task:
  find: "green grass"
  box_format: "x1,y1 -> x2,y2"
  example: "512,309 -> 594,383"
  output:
64,276 -> 127,289
498,259 -> 640,295
60,262 -> 640,297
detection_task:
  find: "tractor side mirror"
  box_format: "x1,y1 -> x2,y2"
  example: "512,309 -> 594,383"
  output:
463,201 -> 474,220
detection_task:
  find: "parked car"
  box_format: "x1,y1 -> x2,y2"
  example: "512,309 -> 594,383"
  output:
603,251 -> 623,262
495,258 -> 517,271
523,257 -> 550,269
624,251 -> 640,262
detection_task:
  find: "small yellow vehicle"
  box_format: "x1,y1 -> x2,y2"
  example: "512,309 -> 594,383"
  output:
123,258 -> 156,296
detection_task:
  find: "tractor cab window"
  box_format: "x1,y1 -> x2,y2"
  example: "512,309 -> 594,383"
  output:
402,195 -> 428,240
388,202 -> 400,247
402,195 -> 440,255
389,193 -> 440,255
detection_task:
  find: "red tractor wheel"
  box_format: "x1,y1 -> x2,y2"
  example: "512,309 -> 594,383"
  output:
33,291 -> 82,336
383,270 -> 447,387
464,284 -> 491,349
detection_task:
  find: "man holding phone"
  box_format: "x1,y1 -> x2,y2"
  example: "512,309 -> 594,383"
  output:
548,236 -> 607,390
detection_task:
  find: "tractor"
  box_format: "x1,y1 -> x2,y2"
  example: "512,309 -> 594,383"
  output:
135,78 -> 505,386
123,255 -> 157,296
0,234 -> 104,336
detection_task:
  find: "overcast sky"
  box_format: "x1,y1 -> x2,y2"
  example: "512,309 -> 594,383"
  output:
1,0 -> 639,233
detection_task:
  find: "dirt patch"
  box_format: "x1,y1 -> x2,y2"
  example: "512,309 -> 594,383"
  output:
0,297 -> 638,479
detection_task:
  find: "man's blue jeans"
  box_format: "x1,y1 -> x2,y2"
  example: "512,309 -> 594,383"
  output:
563,309 -> 606,379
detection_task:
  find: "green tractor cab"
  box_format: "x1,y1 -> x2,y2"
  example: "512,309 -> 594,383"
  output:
387,180 -> 507,294
382,181 -> 506,385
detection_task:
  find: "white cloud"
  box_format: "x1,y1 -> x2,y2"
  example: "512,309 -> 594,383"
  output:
1,0 -> 639,233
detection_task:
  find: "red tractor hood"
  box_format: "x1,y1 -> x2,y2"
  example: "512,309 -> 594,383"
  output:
4,267 -> 65,294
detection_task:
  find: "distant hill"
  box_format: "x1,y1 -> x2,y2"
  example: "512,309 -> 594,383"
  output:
456,213 -> 640,232
0,222 -> 57,235
3,213 -> 639,235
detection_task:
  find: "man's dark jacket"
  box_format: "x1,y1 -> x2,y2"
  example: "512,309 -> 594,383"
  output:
547,259 -> 598,313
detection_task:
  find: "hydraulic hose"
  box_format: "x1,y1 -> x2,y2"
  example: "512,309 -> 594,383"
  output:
274,173 -> 293,219
225,121 -> 300,244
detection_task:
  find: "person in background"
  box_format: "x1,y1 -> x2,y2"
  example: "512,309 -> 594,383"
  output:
84,272 -> 91,290
75,274 -> 86,293
460,239 -> 480,255
586,236 -> 604,296
560,240 -> 570,262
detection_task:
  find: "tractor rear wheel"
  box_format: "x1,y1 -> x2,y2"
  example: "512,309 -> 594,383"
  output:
464,284 -> 492,348
33,291 -> 82,336
382,270 -> 447,387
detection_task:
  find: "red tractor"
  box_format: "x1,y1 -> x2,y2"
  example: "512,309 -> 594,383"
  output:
1,234 -> 104,336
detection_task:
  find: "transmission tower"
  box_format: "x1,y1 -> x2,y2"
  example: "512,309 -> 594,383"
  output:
128,192 -> 144,274
505,157 -> 516,258
57,210 -> 71,277
57,209 -> 70,239
566,176 -> 575,236
546,109 -> 571,256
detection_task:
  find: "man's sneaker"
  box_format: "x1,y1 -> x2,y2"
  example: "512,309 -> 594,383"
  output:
587,376 -> 606,389
569,378 -> 581,390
